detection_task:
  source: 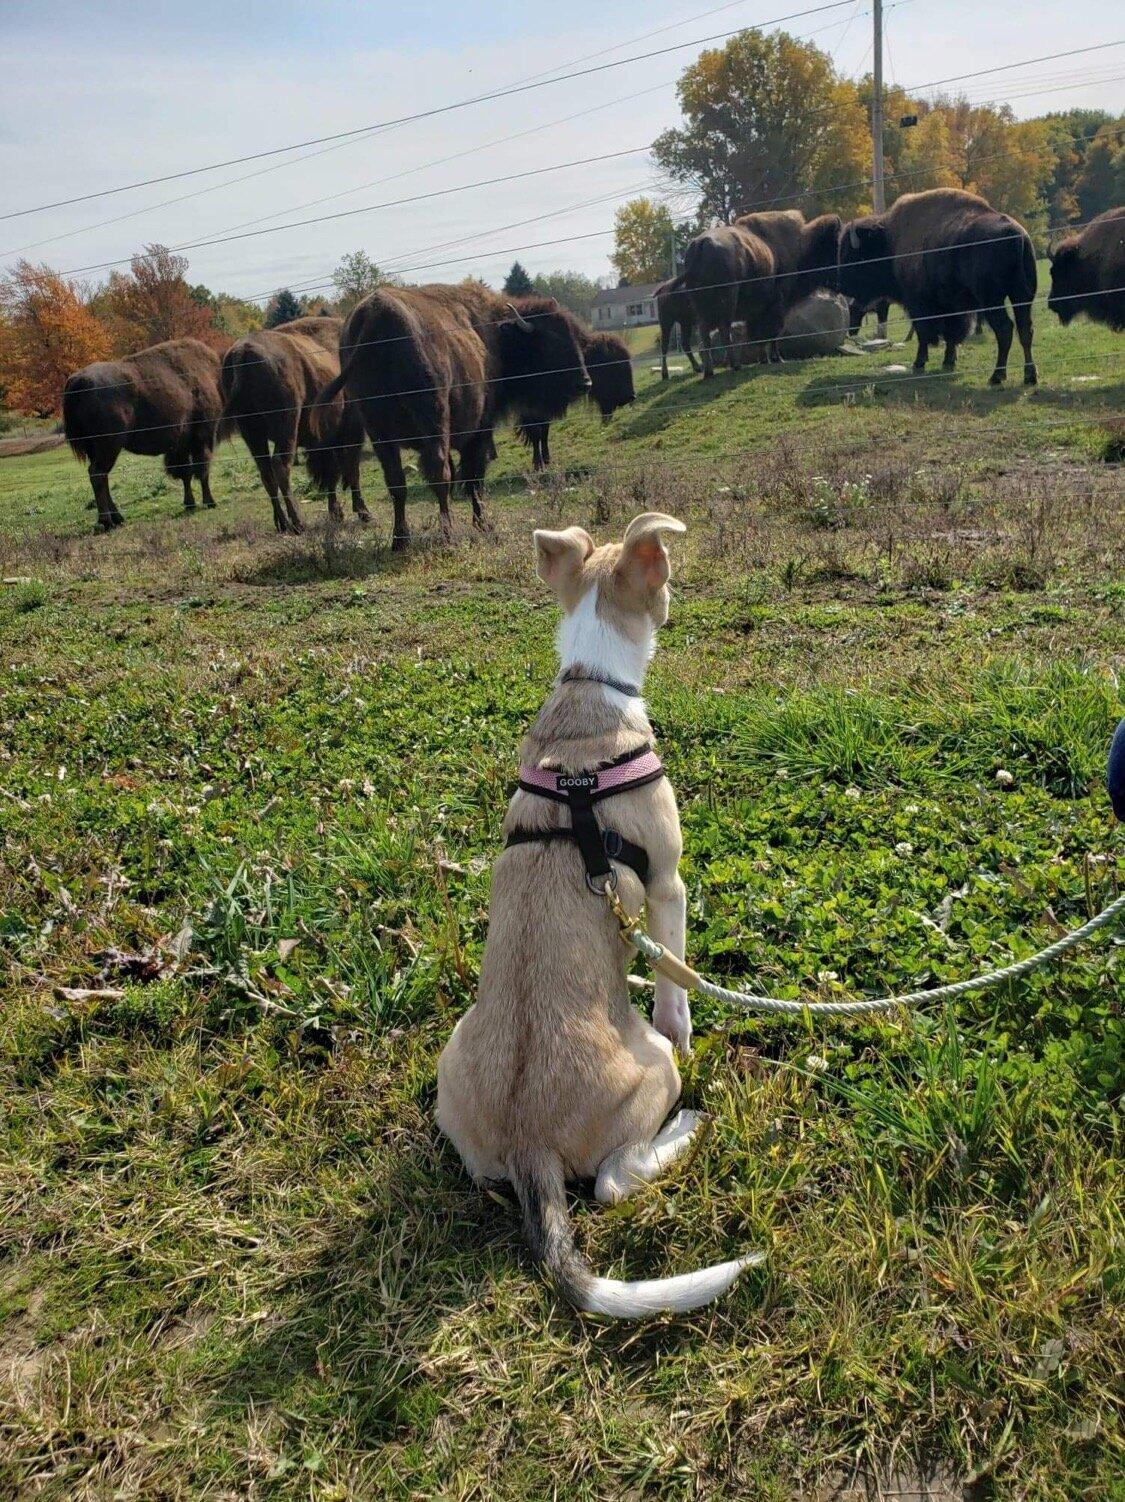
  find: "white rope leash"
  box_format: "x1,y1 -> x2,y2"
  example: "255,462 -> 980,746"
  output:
618,885 -> 1125,1018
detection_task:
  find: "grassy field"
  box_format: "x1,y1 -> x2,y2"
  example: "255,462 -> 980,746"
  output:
0,305 -> 1123,1500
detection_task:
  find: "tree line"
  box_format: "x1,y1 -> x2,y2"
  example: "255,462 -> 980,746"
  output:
610,28 -> 1123,284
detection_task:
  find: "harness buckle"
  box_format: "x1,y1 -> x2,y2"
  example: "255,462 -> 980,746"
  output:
585,867 -> 618,897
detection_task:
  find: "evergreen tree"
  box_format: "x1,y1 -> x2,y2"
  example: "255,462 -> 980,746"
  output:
502,262 -> 534,296
265,289 -> 303,328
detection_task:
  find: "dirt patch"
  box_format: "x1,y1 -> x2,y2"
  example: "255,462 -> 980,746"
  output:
0,432 -> 66,459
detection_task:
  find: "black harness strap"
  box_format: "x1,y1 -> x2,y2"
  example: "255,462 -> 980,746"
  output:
507,742 -> 663,891
504,826 -> 650,884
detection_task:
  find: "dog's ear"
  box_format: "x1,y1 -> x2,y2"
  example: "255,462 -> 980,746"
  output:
616,512 -> 686,594
533,526 -> 594,593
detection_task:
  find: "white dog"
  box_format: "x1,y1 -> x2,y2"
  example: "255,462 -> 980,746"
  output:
437,513 -> 758,1318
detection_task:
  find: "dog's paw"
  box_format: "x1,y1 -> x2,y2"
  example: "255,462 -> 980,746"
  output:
653,991 -> 693,1055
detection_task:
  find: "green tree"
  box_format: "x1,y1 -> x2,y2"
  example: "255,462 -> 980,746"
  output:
331,250 -> 390,313
502,262 -> 535,296
1076,127 -> 1125,221
264,289 -> 303,328
611,199 -> 675,285
652,29 -> 871,222
530,270 -> 601,318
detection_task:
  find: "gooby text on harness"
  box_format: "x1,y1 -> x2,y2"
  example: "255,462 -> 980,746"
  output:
506,743 -> 665,892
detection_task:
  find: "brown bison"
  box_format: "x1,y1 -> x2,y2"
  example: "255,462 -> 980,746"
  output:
732,210 -> 842,357
1048,206 -> 1125,332
314,284 -> 590,548
516,329 -> 634,470
838,188 -> 1037,385
62,338 -> 227,530
656,276 -> 699,378
682,225 -> 783,377
221,315 -> 368,535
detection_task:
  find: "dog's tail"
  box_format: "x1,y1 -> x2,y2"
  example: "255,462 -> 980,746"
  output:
511,1149 -> 758,1320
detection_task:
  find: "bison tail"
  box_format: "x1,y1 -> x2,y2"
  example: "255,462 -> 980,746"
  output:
219,345 -> 251,422
303,435 -> 340,493
62,375 -> 95,464
1016,233 -> 1037,305
310,364 -> 353,444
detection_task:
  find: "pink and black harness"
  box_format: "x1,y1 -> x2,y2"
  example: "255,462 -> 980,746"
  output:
507,678 -> 665,892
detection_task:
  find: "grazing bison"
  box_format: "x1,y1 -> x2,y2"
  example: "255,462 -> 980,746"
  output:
733,210 -> 842,358
517,329 -> 634,470
314,284 -> 590,548
62,338 -> 227,530
656,276 -> 699,378
220,315 -> 368,535
838,188 -> 1037,385
1048,206 -> 1125,332
682,225 -> 783,377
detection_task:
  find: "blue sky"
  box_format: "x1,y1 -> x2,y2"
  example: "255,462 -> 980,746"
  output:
2,1 -> 1121,302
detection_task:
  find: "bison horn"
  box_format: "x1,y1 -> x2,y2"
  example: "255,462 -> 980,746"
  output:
848,223 -> 862,251
506,302 -> 535,333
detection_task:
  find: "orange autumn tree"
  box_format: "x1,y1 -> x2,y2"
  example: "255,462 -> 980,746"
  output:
0,260 -> 110,416
98,244 -> 226,354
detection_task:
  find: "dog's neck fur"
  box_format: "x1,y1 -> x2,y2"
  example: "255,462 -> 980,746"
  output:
523,584 -> 654,772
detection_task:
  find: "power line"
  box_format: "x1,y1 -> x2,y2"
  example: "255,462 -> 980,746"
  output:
57,146 -> 656,276
48,53 -> 1124,290
225,117 -> 1122,307
0,1 -> 860,222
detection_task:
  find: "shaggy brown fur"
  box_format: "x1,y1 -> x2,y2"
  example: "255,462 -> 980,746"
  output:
220,315 -> 368,535
1048,206 -> 1125,332
733,210 -> 842,356
682,225 -> 783,377
313,285 -> 590,548
62,338 -> 228,531
516,328 -> 634,470
838,188 -> 1038,385
655,275 -> 699,379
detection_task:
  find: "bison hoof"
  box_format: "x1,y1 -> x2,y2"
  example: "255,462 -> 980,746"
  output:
988,371 -> 1006,386
353,508 -> 372,524
1024,366 -> 1038,386
204,499 -> 217,510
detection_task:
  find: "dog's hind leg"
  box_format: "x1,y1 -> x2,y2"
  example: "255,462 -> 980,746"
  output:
594,1109 -> 704,1206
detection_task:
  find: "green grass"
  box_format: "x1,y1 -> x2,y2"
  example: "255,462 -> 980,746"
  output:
0,307 -> 1122,1499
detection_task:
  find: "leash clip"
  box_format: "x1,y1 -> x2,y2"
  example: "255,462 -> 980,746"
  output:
603,884 -> 641,943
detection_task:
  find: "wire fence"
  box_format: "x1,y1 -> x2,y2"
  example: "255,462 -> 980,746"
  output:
25,270 -> 1124,446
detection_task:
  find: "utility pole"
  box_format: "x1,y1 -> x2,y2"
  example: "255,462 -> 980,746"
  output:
871,0 -> 887,337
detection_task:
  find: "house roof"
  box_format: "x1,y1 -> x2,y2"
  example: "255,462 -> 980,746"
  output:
591,282 -> 663,305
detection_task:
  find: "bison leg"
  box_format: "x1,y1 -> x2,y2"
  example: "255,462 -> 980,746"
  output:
272,442 -> 304,534
457,432 -> 492,531
191,436 -> 217,509
1013,302 -> 1037,386
659,323 -> 671,381
981,306 -> 1014,386
340,445 -> 370,522
682,317 -> 700,373
525,425 -> 548,471
252,456 -> 289,534
374,442 -> 410,550
912,323 -> 932,373
87,444 -> 124,530
170,455 -> 195,511
417,440 -> 454,541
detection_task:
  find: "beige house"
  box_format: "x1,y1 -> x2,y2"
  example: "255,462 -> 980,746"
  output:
590,283 -> 662,330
